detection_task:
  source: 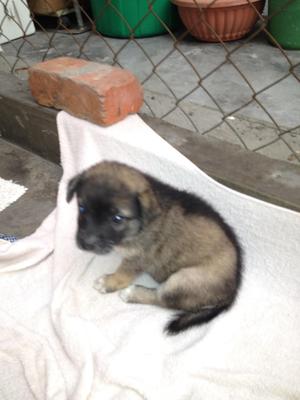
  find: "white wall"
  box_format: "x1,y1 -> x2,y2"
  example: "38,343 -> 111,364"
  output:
0,0 -> 35,45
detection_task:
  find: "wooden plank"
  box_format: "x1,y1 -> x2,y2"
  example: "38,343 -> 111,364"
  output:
142,115 -> 300,212
0,73 -> 59,164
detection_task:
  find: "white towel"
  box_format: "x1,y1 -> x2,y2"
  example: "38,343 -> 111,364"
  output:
0,177 -> 27,212
0,111 -> 299,400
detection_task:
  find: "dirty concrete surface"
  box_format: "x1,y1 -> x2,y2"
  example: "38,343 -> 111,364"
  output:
0,139 -> 61,237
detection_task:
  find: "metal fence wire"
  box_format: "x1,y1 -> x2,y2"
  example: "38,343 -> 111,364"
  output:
0,0 -> 300,164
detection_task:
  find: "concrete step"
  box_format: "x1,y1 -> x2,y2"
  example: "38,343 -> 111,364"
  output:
0,72 -> 299,213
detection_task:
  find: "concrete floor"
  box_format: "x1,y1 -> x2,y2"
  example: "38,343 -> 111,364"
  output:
1,28 -> 300,164
0,139 -> 61,237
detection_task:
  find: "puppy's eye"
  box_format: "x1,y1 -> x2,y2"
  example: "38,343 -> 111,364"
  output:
112,214 -> 125,224
79,205 -> 86,214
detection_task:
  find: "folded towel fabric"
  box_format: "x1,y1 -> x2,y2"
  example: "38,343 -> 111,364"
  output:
0,111 -> 299,400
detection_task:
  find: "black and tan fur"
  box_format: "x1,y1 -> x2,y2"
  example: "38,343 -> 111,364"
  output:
67,161 -> 242,334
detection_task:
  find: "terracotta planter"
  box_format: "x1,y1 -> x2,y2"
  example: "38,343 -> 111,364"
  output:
171,0 -> 265,42
28,0 -> 72,15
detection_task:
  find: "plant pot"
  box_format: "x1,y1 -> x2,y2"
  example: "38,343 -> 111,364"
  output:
90,0 -> 180,38
171,0 -> 265,42
28,0 -> 72,15
268,0 -> 300,50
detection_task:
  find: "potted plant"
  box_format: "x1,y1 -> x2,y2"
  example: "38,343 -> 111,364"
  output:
170,0 -> 265,42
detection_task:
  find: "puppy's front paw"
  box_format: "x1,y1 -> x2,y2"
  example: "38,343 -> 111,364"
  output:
94,276 -> 109,294
119,285 -> 136,303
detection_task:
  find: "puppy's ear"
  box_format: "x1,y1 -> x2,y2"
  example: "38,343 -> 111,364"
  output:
66,174 -> 82,202
138,188 -> 161,223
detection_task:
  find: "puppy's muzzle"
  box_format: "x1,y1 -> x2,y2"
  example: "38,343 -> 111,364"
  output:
76,231 -> 114,254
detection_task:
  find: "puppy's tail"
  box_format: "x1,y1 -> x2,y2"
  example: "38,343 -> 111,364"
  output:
165,304 -> 229,335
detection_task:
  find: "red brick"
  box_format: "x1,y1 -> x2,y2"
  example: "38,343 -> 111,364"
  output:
28,57 -> 144,126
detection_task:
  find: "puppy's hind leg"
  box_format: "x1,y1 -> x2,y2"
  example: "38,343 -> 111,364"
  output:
119,285 -> 164,307
120,265 -> 237,334
118,270 -> 197,309
119,282 -> 180,309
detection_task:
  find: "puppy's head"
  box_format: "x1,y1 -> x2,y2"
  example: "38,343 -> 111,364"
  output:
67,162 -> 160,255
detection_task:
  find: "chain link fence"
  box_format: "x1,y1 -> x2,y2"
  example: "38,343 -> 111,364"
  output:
1,0 -> 300,164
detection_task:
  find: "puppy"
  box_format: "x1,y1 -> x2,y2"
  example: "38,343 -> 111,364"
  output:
67,161 -> 242,334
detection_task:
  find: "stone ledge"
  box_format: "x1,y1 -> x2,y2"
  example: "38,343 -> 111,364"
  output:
0,72 -> 299,212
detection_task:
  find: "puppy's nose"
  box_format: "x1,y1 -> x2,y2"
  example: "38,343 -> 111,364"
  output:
77,231 -> 98,245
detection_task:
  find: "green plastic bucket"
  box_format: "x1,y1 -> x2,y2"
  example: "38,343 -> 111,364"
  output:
268,0 -> 300,49
90,0 -> 180,38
